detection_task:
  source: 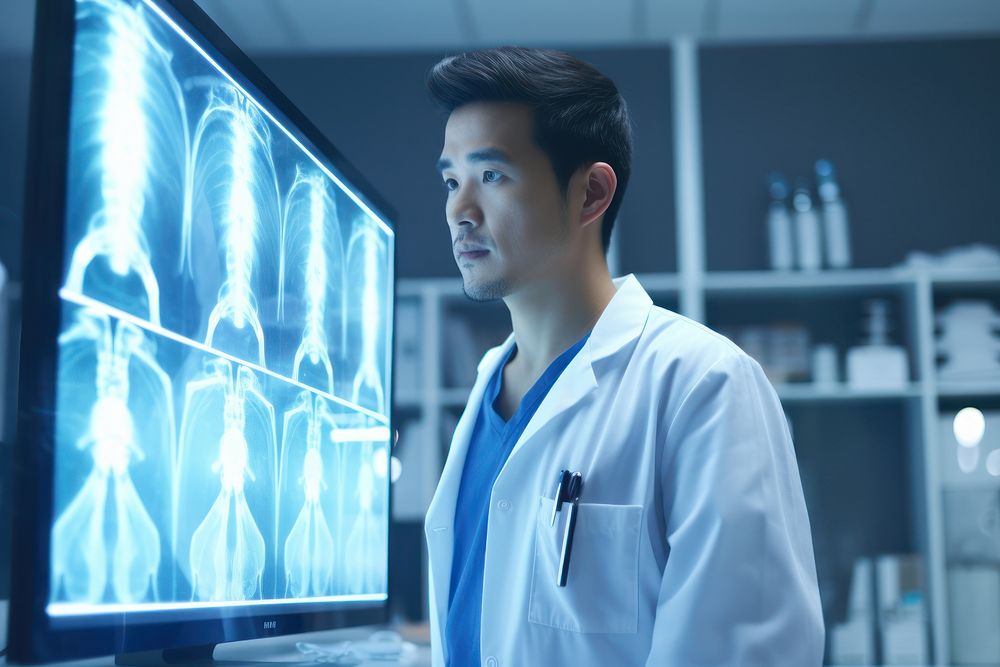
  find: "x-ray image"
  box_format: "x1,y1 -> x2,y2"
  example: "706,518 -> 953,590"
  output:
176,358 -> 277,601
278,391 -> 338,597
62,0 -> 188,327
344,223 -> 390,415
330,411 -> 390,596
51,308 -> 174,605
49,0 -> 393,615
185,84 -> 281,367
279,168 -> 345,394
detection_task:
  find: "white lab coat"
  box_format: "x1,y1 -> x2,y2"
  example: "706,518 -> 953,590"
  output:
424,275 -> 824,667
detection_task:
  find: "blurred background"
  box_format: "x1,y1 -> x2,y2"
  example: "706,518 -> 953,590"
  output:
2,1 -> 1000,665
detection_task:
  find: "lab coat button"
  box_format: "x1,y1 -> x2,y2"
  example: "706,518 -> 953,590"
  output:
485,657 -> 498,667
497,499 -> 511,511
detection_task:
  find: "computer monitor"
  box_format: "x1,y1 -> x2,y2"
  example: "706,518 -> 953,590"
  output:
10,0 -> 395,662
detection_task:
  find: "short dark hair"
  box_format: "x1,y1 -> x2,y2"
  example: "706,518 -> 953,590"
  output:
427,47 -> 632,253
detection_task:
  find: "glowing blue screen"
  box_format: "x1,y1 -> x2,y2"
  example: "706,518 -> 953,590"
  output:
49,0 -> 394,616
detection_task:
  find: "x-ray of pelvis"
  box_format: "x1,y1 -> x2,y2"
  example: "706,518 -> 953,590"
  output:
176,358 -> 277,601
63,0 -> 189,326
343,439 -> 388,595
280,168 -> 345,394
51,309 -> 175,604
279,391 -> 338,597
185,85 -> 280,367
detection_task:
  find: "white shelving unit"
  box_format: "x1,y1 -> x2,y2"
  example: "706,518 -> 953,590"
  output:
395,266 -> 1000,666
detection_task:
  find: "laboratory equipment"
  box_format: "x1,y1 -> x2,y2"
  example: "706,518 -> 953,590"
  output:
810,343 -> 838,387
936,300 -> 1000,383
815,159 -> 851,269
792,178 -> 822,271
876,555 -> 928,666
902,243 -> 1000,270
829,558 -> 876,665
717,323 -> 810,385
766,173 -> 793,271
846,300 -> 909,390
948,566 -> 1000,664
393,299 -> 421,396
10,0 -> 396,661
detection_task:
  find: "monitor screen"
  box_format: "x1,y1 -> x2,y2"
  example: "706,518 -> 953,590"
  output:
28,0 -> 393,636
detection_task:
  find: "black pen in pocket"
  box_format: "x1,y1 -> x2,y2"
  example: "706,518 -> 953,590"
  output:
557,471 -> 583,587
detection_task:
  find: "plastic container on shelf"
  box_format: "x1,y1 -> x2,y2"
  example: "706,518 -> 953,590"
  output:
792,178 -> 822,272
766,173 -> 794,271
815,159 -> 852,270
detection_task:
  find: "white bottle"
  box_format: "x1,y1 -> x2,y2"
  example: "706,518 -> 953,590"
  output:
816,159 -> 851,269
766,173 -> 793,271
792,179 -> 822,271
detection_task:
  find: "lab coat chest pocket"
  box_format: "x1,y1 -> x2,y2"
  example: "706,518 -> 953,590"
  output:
528,496 -> 642,634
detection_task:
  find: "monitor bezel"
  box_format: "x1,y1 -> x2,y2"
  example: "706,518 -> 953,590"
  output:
10,0 -> 397,661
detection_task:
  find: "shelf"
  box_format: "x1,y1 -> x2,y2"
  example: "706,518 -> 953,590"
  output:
703,268 -> 915,296
441,387 -> 472,407
399,274 -> 683,299
397,277 -> 463,299
394,388 -> 472,410
633,272 -> 681,293
936,380 -> 1000,398
394,390 -> 424,408
776,382 -> 923,403
397,268 -> 1000,302
926,266 -> 1000,290
397,384 -> 926,408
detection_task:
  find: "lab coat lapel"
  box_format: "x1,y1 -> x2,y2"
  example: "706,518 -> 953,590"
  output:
424,338 -> 513,648
506,275 -> 653,463
425,339 -> 512,530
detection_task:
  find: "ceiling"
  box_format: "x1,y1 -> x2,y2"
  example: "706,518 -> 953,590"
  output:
3,0 -> 1000,55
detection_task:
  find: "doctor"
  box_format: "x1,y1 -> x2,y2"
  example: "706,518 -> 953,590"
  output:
424,47 -> 824,667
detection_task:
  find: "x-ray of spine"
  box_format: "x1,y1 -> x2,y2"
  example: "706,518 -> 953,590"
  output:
345,225 -> 388,415
63,0 -> 189,327
186,85 -> 281,367
280,168 -> 345,394
51,309 -> 174,604
278,391 -> 338,597
176,358 -> 277,601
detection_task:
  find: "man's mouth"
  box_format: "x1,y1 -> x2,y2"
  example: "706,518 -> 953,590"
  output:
455,243 -> 490,261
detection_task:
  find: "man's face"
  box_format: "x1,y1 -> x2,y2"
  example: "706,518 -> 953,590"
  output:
437,102 -> 570,301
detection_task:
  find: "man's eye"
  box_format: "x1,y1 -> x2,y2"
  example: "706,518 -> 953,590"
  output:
443,178 -> 458,191
482,170 -> 502,183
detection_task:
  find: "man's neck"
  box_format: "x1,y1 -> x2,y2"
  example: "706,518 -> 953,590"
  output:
502,259 -> 617,379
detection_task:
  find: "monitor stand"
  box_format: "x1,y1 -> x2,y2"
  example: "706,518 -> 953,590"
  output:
116,644 -> 216,666
115,643 -> 317,667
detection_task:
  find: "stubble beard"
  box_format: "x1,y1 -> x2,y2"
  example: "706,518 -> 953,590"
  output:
462,272 -> 509,302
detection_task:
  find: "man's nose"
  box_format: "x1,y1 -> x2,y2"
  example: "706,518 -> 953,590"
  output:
446,183 -> 482,229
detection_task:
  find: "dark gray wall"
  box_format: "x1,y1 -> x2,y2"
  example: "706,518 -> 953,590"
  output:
0,54 -> 32,281
701,38 -> 1000,271
253,48 -> 676,278
0,53 -> 31,604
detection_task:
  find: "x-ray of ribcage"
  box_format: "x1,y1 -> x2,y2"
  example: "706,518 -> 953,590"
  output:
50,0 -> 393,612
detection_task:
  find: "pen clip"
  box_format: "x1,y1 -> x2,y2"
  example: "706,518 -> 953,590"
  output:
567,472 -> 583,503
550,470 -> 570,526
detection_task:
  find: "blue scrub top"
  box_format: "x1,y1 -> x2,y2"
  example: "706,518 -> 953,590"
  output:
445,333 -> 590,667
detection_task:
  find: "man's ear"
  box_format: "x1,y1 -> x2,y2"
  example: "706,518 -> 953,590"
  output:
579,162 -> 617,231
